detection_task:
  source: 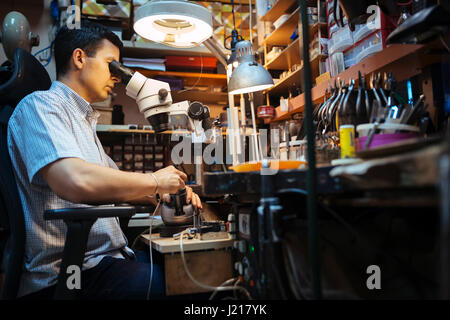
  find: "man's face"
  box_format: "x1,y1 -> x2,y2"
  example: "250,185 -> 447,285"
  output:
80,39 -> 120,103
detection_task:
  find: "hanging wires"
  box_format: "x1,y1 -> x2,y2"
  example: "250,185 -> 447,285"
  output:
208,277 -> 237,300
34,2 -> 61,67
248,0 -> 252,44
441,35 -> 450,55
146,198 -> 162,300
177,54 -> 204,93
179,229 -> 252,299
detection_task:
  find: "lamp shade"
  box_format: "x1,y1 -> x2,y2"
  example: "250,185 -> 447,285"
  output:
228,40 -> 274,95
134,0 -> 213,48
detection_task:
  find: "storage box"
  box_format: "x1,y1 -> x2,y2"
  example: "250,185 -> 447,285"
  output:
328,25 -> 354,55
165,56 -> 217,72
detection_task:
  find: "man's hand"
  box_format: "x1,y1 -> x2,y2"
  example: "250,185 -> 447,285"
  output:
161,186 -> 203,210
153,165 -> 187,195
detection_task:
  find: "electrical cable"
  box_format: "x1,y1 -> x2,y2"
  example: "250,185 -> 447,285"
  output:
179,230 -> 252,299
248,0 -> 253,44
146,199 -> 162,300
277,188 -> 439,291
208,277 -> 237,300
233,278 -> 242,299
35,9 -> 60,67
440,35 -> 450,55
283,241 -> 305,299
177,54 -> 203,93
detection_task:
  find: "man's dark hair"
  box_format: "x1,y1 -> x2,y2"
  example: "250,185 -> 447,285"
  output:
54,19 -> 123,78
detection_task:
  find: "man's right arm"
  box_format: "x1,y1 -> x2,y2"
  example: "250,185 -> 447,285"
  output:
39,157 -> 187,205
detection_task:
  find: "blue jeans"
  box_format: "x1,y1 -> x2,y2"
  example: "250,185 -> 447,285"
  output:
20,250 -> 165,300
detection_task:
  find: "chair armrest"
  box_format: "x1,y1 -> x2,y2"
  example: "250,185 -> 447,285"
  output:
44,205 -> 136,299
43,206 -> 136,221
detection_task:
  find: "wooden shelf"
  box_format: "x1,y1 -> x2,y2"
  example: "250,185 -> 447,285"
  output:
171,90 -> 239,106
263,7 -> 299,46
265,54 -> 327,97
272,43 -> 432,121
310,22 -> 328,39
265,38 -> 301,70
261,0 -> 297,22
264,22 -> 328,70
261,0 -> 317,22
133,69 -> 228,88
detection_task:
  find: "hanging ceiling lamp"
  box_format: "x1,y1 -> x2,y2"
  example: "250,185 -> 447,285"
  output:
224,0 -> 243,68
134,0 -> 213,48
228,40 -> 274,95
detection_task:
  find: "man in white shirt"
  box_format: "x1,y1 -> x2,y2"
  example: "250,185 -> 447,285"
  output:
8,19 -> 202,299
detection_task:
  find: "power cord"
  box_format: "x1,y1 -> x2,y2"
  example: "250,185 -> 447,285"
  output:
178,230 -> 252,299
146,199 -> 162,300
177,54 -> 203,93
440,35 -> 450,55
209,277 -> 236,300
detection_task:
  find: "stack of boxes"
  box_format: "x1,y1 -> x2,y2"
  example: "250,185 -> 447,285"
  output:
324,0 -> 396,77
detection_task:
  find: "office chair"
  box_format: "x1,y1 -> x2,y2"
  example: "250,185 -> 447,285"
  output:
0,48 -> 136,300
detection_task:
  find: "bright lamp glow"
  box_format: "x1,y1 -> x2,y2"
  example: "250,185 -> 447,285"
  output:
134,1 -> 213,48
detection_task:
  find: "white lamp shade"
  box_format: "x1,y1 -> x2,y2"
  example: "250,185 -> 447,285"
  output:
134,0 -> 213,48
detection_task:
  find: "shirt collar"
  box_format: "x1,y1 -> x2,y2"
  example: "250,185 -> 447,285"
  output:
51,81 -> 95,117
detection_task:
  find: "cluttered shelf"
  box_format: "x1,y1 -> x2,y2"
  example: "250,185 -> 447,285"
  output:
96,125 -> 251,136
271,42 -> 435,122
170,90 -> 239,106
264,53 -> 327,97
263,7 -> 300,46
265,37 -> 301,70
261,0 -> 316,22
132,68 -> 228,88
264,22 -> 327,70
260,0 -> 297,22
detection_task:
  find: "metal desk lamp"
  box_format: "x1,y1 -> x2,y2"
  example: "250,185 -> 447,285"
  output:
228,40 -> 274,162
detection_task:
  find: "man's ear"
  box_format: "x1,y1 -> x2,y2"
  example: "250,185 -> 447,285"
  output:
72,48 -> 86,71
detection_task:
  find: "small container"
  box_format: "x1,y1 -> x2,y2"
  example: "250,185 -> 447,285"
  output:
257,105 -> 275,118
356,123 -> 420,137
289,140 -> 307,162
339,124 -> 356,158
279,142 -> 288,161
356,132 -> 419,151
274,14 -> 290,29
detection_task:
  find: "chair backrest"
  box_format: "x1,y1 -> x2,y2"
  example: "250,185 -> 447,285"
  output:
0,48 -> 51,299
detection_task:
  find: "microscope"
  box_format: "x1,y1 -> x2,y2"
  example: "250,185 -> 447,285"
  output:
109,60 -> 214,237
109,60 -> 212,142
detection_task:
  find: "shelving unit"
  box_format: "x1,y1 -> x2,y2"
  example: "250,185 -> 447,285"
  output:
264,37 -> 301,70
271,43 -> 433,121
260,0 -> 315,22
261,0 -> 328,100
265,53 -> 327,97
133,69 -> 228,88
263,7 -> 300,47
264,22 -> 328,71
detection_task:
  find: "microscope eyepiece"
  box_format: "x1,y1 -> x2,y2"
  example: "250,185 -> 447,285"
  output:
109,60 -> 134,84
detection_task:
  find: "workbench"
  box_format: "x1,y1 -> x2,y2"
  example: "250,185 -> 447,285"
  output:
140,233 -> 233,296
202,137 -> 444,208
200,138 -> 447,299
